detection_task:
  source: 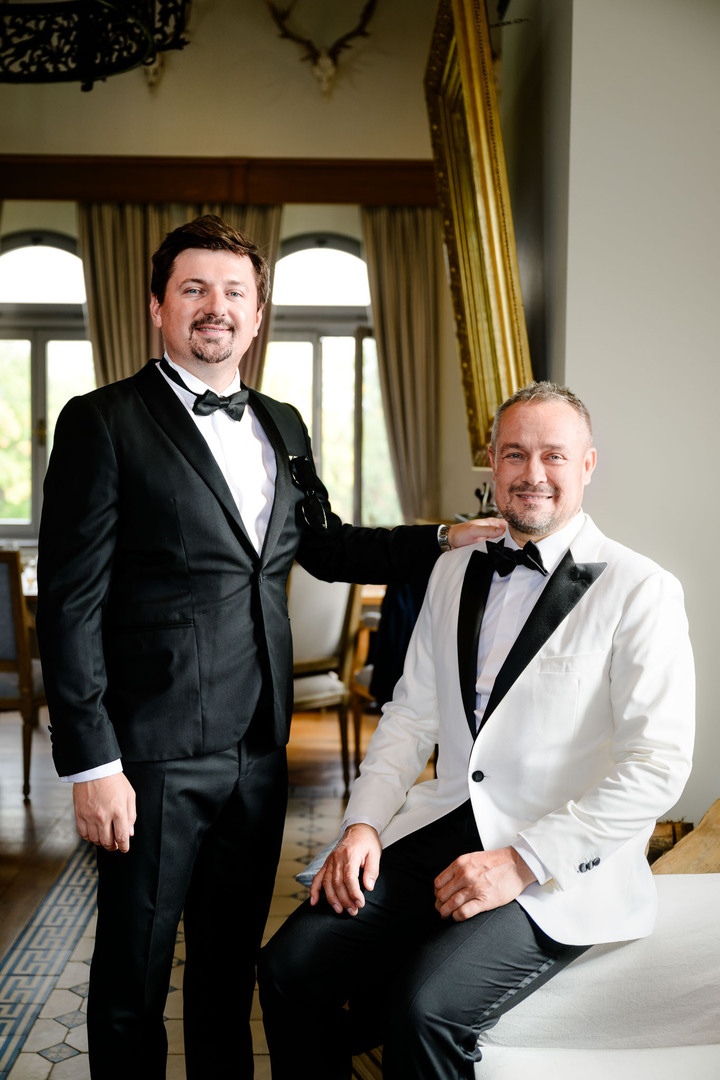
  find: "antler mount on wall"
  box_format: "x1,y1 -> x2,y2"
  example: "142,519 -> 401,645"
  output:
265,0 -> 378,99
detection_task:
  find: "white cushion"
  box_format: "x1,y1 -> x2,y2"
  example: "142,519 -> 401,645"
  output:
293,672 -> 346,710
476,874 -> 720,1064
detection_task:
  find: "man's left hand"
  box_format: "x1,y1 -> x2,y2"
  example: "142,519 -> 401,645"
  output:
434,846 -> 537,921
448,519 -> 506,548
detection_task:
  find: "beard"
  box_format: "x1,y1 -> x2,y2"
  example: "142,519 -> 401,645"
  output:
189,318 -> 235,365
497,484 -> 560,537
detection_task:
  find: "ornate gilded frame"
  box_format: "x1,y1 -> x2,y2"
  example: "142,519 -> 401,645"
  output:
425,0 -> 532,465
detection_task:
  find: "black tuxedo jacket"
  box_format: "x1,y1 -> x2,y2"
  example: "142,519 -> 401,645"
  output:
36,360 -> 441,776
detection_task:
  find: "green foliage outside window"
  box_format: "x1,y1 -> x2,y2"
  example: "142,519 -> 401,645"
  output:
0,342 -> 32,522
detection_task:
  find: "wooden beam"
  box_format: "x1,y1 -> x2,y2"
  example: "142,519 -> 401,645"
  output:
0,155 -> 438,206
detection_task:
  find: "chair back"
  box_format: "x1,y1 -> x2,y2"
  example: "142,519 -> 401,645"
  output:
0,550 -> 46,799
0,552 -> 29,685
288,563 -> 361,680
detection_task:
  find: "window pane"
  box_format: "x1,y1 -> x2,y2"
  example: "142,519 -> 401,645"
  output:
272,249 -> 370,306
320,337 -> 355,523
362,338 -> 402,526
0,340 -> 32,524
0,247 -> 87,304
47,340 -> 95,454
261,341 -> 314,440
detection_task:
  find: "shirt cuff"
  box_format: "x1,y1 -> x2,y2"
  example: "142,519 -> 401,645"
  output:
341,815 -> 384,838
61,759 -> 123,783
512,837 -> 552,885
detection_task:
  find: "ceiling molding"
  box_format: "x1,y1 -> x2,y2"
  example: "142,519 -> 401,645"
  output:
0,155 -> 438,206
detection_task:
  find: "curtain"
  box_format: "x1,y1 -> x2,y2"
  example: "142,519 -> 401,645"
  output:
361,207 -> 443,523
189,203 -> 281,388
78,203 -> 281,387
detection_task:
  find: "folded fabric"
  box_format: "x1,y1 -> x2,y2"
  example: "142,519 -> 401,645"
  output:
296,838 -> 342,887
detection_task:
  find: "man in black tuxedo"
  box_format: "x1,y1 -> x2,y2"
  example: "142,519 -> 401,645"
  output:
36,215 -> 501,1079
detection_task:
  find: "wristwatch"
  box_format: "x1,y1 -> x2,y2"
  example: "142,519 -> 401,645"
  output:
437,523 -> 452,552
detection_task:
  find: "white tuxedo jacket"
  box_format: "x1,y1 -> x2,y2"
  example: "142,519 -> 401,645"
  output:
345,515 -> 695,945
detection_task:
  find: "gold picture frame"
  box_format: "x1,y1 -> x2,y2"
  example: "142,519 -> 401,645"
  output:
425,0 -> 532,465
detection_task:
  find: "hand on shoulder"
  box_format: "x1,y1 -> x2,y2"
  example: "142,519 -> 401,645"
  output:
448,519 -> 506,549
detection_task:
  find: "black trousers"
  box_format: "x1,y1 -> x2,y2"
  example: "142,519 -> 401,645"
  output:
259,802 -> 587,1080
88,739 -> 288,1080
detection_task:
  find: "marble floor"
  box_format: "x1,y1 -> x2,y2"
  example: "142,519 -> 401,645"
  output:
0,709 -> 364,1079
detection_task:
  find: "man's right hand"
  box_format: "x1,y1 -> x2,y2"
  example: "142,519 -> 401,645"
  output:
309,823 -> 381,916
73,774 -> 137,853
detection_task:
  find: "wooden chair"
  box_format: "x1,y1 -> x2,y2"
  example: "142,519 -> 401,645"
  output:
349,610 -> 381,774
289,563 -> 363,796
350,579 -> 429,770
0,550 -> 46,800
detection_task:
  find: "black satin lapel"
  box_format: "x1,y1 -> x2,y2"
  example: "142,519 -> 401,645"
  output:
134,362 -> 256,558
246,391 -> 293,563
480,551 -> 607,730
457,550 -> 496,736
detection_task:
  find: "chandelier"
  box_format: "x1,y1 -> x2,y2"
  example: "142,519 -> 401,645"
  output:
0,0 -> 191,91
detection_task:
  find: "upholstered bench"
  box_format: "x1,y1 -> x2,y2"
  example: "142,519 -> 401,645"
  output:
475,873 -> 720,1079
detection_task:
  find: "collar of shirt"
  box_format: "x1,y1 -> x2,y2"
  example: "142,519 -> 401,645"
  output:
502,510 -> 587,577
155,356 -> 276,555
159,353 -> 242,398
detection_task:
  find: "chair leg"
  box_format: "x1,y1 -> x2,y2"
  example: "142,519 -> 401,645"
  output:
338,703 -> 350,797
22,707 -> 36,801
351,695 -> 364,776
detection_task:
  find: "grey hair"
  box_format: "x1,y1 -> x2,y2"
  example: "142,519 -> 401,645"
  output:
491,381 -> 593,451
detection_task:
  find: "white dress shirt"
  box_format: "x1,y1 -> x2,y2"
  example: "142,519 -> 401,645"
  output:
477,513 -> 586,882
62,355 -> 277,784
475,513 -> 586,726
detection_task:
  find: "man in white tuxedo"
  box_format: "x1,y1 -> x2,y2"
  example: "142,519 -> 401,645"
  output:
259,381 -> 695,1080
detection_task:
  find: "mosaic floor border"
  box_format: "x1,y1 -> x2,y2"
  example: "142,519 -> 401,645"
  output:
0,793 -> 346,1079
0,843 -> 97,1079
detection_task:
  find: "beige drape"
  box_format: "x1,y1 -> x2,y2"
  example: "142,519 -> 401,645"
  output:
361,207 -> 443,523
78,203 -> 281,387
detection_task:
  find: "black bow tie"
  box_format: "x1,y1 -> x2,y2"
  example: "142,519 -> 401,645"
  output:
160,358 -> 249,421
486,539 -> 548,577
192,387 -> 249,421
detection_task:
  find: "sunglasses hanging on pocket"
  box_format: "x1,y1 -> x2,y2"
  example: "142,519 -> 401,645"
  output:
289,456 -> 328,531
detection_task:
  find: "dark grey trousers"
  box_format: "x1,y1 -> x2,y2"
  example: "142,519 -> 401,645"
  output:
259,801 -> 587,1080
89,742 -> 288,1080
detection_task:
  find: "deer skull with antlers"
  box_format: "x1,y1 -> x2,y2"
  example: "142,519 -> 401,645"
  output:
265,0 -> 378,99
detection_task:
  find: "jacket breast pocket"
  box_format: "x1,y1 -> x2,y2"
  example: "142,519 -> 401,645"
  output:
531,652 -> 607,742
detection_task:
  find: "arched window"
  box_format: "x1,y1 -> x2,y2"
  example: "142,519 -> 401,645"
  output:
262,234 -> 400,526
0,233 -> 95,538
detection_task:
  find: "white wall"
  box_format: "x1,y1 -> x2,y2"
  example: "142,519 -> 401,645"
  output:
501,0 -> 720,824
568,0 -> 720,825
0,0 -> 438,159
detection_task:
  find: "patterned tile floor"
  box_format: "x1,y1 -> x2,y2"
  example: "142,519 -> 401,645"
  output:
0,793 -> 346,1079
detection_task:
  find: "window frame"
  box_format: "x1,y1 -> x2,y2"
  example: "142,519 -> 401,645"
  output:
0,233 -> 90,540
267,232 -> 400,527
269,305 -> 372,522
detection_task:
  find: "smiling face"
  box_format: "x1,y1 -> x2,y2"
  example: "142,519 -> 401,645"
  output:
488,400 -> 597,543
150,248 -> 263,387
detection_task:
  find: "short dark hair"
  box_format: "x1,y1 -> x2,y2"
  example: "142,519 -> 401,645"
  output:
491,381 -> 593,450
151,215 -> 270,308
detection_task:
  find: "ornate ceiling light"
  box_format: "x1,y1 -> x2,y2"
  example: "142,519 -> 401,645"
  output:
0,0 -> 190,92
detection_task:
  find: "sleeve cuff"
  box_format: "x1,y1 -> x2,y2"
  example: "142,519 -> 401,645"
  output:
61,759 -> 123,783
341,815 -> 384,838
512,837 -> 552,885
